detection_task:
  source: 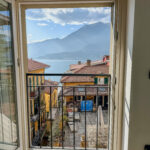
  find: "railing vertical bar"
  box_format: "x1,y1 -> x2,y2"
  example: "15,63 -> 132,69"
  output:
26,75 -> 31,147
73,87 -> 75,150
96,87 -> 98,150
85,87 -> 87,150
38,87 -> 41,147
62,87 -> 64,148
50,86 -> 53,148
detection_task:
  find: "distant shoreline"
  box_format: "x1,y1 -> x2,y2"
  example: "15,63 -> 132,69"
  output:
35,58 -> 87,61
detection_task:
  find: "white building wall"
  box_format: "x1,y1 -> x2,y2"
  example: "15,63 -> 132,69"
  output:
123,0 -> 150,150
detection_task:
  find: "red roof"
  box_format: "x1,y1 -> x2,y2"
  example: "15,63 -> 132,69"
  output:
61,63 -> 109,83
103,55 -> 110,63
28,59 -> 50,72
70,64 -> 85,71
44,80 -> 58,94
69,60 -> 103,71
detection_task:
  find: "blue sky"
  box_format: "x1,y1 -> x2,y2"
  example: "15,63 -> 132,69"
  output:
26,7 -> 111,43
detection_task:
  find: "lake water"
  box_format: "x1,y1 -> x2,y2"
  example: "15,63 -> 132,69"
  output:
34,58 -> 84,82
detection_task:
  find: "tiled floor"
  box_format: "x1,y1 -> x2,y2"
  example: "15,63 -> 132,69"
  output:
64,112 -> 98,148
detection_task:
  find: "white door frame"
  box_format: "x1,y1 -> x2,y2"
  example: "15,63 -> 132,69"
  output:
12,0 -> 127,150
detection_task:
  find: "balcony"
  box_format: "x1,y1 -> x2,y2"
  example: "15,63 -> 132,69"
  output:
29,90 -> 39,99
26,73 -> 110,149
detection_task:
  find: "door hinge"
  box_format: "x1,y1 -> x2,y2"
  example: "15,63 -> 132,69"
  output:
17,58 -> 20,67
115,31 -> 119,41
115,77 -> 117,85
114,104 -> 116,110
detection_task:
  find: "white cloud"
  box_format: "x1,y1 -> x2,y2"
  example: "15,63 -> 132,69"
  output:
81,7 -> 110,14
28,38 -> 51,44
27,34 -> 51,44
26,7 -> 111,25
37,23 -> 48,26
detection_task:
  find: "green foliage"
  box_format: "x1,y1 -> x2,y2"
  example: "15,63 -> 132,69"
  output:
63,115 -> 68,122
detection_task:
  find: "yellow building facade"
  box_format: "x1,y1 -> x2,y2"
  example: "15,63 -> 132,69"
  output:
44,80 -> 58,132
63,82 -> 94,103
28,59 -> 49,145
61,60 -> 109,108
45,89 -> 58,112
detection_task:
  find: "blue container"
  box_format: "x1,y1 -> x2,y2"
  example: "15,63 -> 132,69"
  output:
81,100 -> 93,111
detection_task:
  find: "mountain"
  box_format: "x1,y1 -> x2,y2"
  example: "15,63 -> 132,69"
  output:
28,22 -> 110,60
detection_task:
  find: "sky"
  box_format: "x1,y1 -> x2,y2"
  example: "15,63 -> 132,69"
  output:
26,7 -> 111,44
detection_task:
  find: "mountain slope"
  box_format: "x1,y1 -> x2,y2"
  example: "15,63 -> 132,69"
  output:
28,22 -> 110,59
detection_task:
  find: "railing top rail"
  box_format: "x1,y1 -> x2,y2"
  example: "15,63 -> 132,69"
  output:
26,73 -> 111,77
27,85 -> 110,88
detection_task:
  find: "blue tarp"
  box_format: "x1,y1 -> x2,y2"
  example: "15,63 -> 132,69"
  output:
81,100 -> 93,111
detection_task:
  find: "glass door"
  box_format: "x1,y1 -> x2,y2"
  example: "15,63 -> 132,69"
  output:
0,0 -> 18,149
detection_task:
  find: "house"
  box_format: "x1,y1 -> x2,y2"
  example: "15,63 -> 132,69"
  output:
60,56 -> 109,109
28,59 -> 49,145
44,80 -> 58,131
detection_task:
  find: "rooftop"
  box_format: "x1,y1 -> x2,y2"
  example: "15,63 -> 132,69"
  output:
61,63 -> 109,83
44,79 -> 58,94
28,59 -> 50,72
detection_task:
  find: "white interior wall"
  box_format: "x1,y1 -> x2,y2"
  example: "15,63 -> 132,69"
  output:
122,0 -> 135,149
123,0 -> 150,150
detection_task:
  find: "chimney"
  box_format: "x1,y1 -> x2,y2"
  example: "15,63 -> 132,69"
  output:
78,61 -> 81,65
87,60 -> 91,66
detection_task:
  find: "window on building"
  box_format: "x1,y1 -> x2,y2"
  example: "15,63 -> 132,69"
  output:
104,77 -> 108,85
33,76 -> 35,90
29,77 -> 32,92
36,76 -> 38,85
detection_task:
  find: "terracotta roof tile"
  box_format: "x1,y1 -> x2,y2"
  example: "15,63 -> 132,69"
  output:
61,63 -> 109,83
44,80 -> 58,94
28,59 -> 50,72
70,64 -> 85,71
69,60 -> 103,71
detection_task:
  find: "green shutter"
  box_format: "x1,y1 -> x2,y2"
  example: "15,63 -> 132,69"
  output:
29,78 -> 32,92
33,76 -> 35,90
104,78 -> 108,84
41,76 -> 42,84
36,76 -> 38,85
94,78 -> 98,84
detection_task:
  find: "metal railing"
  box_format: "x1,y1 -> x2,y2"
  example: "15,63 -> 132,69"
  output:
26,73 -> 111,150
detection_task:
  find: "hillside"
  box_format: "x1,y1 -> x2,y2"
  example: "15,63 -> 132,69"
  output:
28,22 -> 110,60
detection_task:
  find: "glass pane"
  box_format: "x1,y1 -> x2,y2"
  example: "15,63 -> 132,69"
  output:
0,0 -> 18,149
